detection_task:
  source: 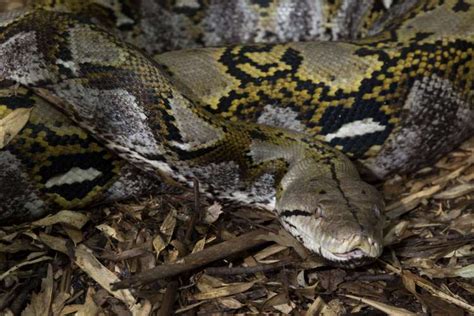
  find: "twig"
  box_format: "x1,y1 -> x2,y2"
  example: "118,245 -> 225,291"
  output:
205,259 -> 293,276
157,281 -> 179,316
345,273 -> 396,282
184,178 -> 200,244
112,229 -> 270,289
100,247 -> 149,261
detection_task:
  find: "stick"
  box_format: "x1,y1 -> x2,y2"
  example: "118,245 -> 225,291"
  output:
184,178 -> 200,244
205,259 -> 293,276
112,229 -> 270,289
157,281 -> 179,316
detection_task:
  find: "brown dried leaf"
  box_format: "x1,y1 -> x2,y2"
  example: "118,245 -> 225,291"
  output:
193,281 -> 256,300
31,210 -> 89,229
383,220 -> 410,246
450,214 -> 474,235
386,185 -> 442,219
196,274 -> 227,292
0,107 -> 31,149
74,244 -> 136,307
72,287 -> 100,316
259,227 -> 309,258
130,300 -> 152,316
51,291 -> 70,316
152,209 -> 176,255
62,225 -> 83,244
38,233 -> 68,255
96,224 -> 125,242
217,297 -> 243,310
421,264 -> 474,279
434,183 -> 474,199
191,237 -> 206,253
254,244 -> 287,261
345,294 -> 417,316
305,296 -> 338,316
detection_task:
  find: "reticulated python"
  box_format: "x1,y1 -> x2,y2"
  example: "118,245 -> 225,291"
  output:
0,0 -> 472,266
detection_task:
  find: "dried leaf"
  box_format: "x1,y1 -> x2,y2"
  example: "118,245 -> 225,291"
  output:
196,274 -> 227,292
51,291 -> 70,316
32,210 -> 89,229
386,185 -> 442,219
434,183 -> 474,199
383,220 -> 409,245
62,225 -> 84,244
75,287 -> 100,316
450,214 -> 474,235
0,107 -> 31,149
260,228 -> 308,259
422,264 -> 474,279
191,237 -> 206,253
218,298 -> 243,309
96,224 -> 125,242
152,210 -> 176,255
130,300 -> 152,316
273,302 -> 295,314
38,233 -> 69,255
193,281 -> 256,300
74,244 -> 136,307
345,294 -> 417,316
305,296 -> 337,316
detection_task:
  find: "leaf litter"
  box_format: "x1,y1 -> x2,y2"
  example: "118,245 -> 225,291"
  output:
1,137 -> 472,314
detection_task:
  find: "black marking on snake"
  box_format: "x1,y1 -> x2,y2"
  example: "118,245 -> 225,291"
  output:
329,163 -> 364,232
280,209 -> 312,218
410,32 -> 434,42
0,91 -> 35,110
219,45 -> 302,85
453,0 -> 471,12
25,122 -> 97,149
39,152 -> 115,198
249,127 -> 269,141
171,143 -> 222,161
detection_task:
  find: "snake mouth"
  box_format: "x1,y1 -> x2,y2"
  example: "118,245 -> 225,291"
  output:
332,248 -> 367,261
322,248 -> 377,267
319,243 -> 381,267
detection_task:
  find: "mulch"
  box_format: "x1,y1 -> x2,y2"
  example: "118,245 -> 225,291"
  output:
1,137 -> 472,315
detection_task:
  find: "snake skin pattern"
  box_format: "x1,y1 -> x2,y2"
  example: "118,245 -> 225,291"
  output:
0,0 -> 473,266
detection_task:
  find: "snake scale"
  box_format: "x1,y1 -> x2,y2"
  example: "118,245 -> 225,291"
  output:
0,0 -> 473,266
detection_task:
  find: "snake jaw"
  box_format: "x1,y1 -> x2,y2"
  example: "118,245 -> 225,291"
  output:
319,235 -> 383,265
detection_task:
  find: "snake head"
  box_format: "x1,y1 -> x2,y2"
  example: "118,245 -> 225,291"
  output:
276,176 -> 385,266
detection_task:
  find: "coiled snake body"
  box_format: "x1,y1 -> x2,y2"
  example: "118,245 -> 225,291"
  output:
0,0 -> 473,265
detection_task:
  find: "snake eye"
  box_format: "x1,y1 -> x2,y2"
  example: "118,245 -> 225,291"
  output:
315,207 -> 324,218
